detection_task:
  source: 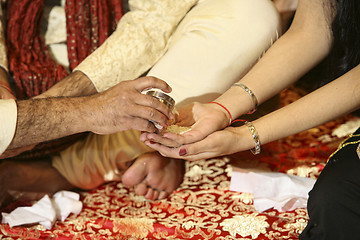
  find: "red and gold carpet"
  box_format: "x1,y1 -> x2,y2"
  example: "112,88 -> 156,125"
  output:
0,87 -> 358,239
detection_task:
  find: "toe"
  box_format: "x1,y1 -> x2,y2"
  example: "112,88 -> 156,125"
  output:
158,191 -> 169,200
122,159 -> 147,187
145,188 -> 155,200
151,189 -> 160,200
134,182 -> 148,196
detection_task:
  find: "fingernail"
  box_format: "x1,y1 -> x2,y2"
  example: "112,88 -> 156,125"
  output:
179,148 -> 187,156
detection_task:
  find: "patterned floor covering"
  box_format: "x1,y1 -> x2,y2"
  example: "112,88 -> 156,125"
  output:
1,87 -> 358,239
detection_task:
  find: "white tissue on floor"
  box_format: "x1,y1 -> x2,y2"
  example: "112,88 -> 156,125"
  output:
1,190 -> 83,229
230,167 -> 316,212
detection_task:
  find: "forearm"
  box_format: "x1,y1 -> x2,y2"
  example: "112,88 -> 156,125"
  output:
252,68 -> 360,147
214,0 -> 334,119
9,76 -> 174,149
8,97 -> 89,149
38,71 -> 97,98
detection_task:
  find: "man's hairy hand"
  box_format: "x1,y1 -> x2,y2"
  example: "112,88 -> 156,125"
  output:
8,76 -> 173,150
85,76 -> 173,134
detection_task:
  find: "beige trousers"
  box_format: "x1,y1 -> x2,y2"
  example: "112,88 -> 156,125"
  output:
52,0 -> 280,189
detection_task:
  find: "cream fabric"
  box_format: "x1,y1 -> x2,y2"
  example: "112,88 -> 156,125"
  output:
75,0 -> 198,92
0,3 -> 7,72
147,0 -> 280,106
52,130 -> 152,189
53,0 -> 281,189
43,2 -> 69,69
0,100 -> 17,155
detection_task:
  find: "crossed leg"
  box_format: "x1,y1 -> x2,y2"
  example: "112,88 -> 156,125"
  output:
0,0 -> 280,205
120,0 -> 281,198
0,151 -> 184,208
54,0 -> 280,200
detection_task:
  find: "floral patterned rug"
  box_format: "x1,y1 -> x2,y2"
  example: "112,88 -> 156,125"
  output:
1,87 -> 358,239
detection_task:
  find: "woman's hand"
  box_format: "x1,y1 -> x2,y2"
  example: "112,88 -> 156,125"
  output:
143,126 -> 251,161
140,101 -> 231,147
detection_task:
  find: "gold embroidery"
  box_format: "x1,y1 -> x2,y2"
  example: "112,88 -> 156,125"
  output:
284,218 -> 308,234
113,218 -> 154,238
185,164 -> 214,181
287,165 -> 321,179
220,213 -> 269,238
328,133 -> 360,161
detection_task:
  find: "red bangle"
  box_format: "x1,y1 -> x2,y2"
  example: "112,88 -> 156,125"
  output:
0,81 -> 13,94
208,101 -> 232,126
231,119 -> 246,125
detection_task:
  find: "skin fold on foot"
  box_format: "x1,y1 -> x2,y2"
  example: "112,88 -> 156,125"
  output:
122,152 -> 185,200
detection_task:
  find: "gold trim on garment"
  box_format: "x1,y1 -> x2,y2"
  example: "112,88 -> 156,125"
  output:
327,133 -> 360,161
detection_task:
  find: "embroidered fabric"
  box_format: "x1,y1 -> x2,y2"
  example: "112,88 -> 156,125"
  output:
75,0 -> 198,92
1,87 -> 358,238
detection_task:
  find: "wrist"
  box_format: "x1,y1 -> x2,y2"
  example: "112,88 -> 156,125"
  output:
215,84 -> 258,119
231,120 -> 261,155
77,94 -> 104,133
208,101 -> 232,127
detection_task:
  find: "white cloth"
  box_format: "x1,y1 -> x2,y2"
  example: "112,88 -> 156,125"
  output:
0,100 -> 17,155
1,191 -> 82,230
230,167 -> 316,212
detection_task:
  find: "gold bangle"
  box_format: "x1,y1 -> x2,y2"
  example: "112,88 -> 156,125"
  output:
245,121 -> 261,155
232,83 -> 258,114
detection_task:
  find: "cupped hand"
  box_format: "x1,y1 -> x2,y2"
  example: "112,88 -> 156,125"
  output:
143,126 -> 244,161
89,76 -> 174,134
140,101 -> 230,147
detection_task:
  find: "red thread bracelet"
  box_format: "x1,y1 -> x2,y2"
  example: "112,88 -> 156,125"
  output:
0,81 -> 13,94
208,101 -> 232,126
231,119 -> 246,125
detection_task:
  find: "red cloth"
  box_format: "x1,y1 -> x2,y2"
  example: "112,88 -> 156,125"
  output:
3,0 -> 123,159
5,0 -> 123,99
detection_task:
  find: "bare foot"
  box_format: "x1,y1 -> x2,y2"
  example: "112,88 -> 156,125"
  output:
122,152 -> 184,200
0,159 -> 74,208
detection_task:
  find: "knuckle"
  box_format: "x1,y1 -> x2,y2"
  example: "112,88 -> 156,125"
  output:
150,97 -> 159,107
146,120 -> 155,131
149,109 -> 156,118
